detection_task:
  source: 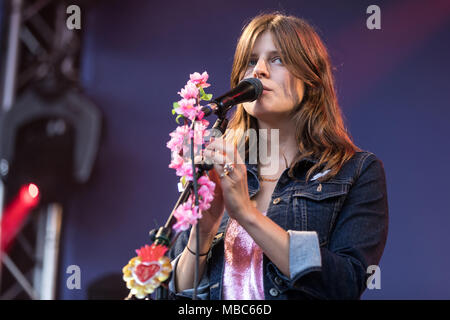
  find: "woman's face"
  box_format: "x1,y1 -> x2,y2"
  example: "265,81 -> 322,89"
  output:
242,31 -> 304,124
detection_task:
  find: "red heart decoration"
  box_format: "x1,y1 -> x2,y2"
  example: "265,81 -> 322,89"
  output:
134,262 -> 160,283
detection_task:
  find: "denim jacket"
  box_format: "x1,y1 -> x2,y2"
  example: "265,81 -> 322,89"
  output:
167,151 -> 389,300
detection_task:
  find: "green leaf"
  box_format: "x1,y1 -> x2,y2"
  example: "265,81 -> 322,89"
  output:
199,86 -> 212,101
181,176 -> 186,187
172,102 -> 180,115
202,93 -> 212,101
175,114 -> 184,124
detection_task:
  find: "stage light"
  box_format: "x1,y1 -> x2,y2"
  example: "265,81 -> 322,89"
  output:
0,86 -> 102,204
28,183 -> 39,199
1,183 -> 41,253
19,183 -> 40,206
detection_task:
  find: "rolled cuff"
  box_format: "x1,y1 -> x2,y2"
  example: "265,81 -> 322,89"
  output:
167,253 -> 210,300
287,230 -> 322,282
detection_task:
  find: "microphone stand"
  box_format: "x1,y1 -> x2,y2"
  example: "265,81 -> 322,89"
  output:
151,110 -> 229,300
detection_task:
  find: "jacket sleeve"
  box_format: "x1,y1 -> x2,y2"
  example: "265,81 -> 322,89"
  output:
268,153 -> 389,299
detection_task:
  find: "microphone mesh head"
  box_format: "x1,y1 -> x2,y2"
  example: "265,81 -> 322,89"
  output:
241,78 -> 263,99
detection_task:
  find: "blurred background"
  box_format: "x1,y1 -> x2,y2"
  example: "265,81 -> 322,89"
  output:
0,0 -> 449,300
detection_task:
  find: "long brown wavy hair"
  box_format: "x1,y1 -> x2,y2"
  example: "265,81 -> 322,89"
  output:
225,12 -> 359,182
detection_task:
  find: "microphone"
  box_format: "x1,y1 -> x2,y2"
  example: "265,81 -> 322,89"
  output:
201,78 -> 263,117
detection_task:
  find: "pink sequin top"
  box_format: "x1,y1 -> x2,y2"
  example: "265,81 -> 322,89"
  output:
222,211 -> 267,300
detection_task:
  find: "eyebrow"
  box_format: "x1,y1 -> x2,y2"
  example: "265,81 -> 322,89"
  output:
249,50 -> 281,57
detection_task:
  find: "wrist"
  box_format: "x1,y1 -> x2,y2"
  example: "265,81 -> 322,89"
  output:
233,202 -> 259,228
188,228 -> 214,252
186,245 -> 210,257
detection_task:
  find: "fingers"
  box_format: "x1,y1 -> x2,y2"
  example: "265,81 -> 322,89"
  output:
202,138 -> 245,181
194,154 -> 204,164
207,167 -> 221,185
204,138 -> 241,165
203,149 -> 227,165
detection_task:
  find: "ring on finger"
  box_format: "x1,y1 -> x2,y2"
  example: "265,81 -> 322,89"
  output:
222,162 -> 234,177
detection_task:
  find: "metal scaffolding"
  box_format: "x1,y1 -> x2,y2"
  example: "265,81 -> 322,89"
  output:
0,0 -> 83,300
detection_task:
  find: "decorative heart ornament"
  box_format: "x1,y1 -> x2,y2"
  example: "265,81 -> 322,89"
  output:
123,244 -> 172,299
133,262 -> 161,284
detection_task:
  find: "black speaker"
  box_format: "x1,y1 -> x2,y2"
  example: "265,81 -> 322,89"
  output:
0,86 -> 102,203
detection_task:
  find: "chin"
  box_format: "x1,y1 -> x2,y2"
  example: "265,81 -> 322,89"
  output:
250,100 -> 283,117
245,99 -> 268,113
248,110 -> 275,124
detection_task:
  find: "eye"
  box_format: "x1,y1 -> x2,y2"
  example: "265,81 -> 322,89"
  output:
248,58 -> 258,67
271,56 -> 283,65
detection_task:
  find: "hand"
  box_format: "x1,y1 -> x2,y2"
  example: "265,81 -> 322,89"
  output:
203,137 -> 254,222
196,167 -> 225,238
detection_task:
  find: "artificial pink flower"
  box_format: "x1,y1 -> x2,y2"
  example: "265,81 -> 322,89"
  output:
176,161 -> 193,178
167,125 -> 189,152
198,201 -> 211,212
176,98 -> 195,114
198,175 -> 215,192
173,200 -> 202,232
195,107 -> 205,121
200,118 -> 210,127
197,175 -> 215,210
198,184 -> 213,197
168,72 -> 216,233
198,186 -> 213,211
193,121 -> 208,145
176,98 -> 198,121
178,81 -> 199,100
169,152 -> 184,170
173,202 -> 193,232
189,71 -> 210,88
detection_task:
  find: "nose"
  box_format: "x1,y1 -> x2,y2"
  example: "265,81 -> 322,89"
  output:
253,58 -> 269,79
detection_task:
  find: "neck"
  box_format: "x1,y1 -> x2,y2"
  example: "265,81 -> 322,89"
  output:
257,119 -> 299,167
256,119 -> 298,181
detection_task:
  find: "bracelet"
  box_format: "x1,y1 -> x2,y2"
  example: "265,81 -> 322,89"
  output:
186,246 -> 210,257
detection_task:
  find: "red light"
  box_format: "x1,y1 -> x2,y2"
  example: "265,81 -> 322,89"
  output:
28,183 -> 39,198
19,183 -> 40,205
1,183 -> 40,254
